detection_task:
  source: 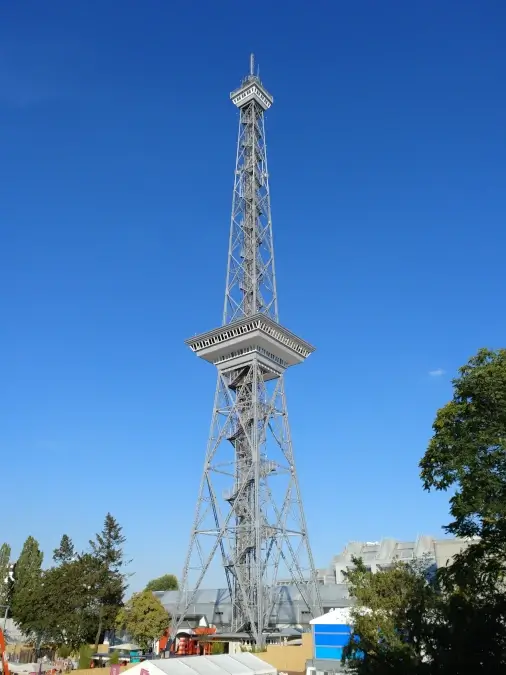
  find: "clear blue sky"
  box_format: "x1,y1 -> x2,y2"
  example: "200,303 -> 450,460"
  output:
1,0 -> 505,591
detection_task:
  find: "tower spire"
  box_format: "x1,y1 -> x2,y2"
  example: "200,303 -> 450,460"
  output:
172,59 -> 322,648
250,52 -> 254,77
224,57 -> 276,325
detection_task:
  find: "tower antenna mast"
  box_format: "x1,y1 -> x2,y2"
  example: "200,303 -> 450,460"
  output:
172,56 -> 322,646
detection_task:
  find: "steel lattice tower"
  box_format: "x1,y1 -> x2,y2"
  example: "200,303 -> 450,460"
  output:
173,55 -> 322,646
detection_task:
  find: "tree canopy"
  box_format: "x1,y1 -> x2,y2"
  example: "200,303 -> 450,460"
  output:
116,591 -> 169,651
0,543 -> 11,610
420,348 -> 506,545
11,536 -> 44,632
344,558 -> 436,675
145,574 -> 179,592
89,513 -> 129,649
53,534 -> 75,565
31,547 -> 105,650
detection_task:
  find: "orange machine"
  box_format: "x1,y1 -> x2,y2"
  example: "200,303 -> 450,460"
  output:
0,628 -> 9,675
159,626 -> 216,657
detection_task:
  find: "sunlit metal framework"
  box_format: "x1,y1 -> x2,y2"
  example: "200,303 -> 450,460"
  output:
173,55 -> 322,647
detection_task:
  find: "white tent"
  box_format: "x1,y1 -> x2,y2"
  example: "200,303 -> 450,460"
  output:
127,654 -> 276,675
309,607 -> 352,625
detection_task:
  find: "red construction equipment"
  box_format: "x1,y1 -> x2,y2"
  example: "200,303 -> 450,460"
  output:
159,626 -> 217,656
0,628 -> 9,675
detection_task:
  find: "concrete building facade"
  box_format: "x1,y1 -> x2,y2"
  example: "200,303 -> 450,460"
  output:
315,535 -> 474,585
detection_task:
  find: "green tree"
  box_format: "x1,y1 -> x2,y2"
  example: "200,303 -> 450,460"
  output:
144,574 -> 178,592
420,347 -> 506,669
343,557 -> 436,675
0,543 -> 11,610
116,591 -> 169,651
90,513 -> 129,649
34,552 -> 103,650
53,535 -> 75,564
10,536 -> 44,636
420,348 -> 506,545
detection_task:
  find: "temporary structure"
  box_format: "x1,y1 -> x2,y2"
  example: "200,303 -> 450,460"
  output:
127,653 -> 276,675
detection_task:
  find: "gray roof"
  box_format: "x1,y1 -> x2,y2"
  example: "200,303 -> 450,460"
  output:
159,583 -> 350,628
319,584 -> 349,601
158,584 -> 348,608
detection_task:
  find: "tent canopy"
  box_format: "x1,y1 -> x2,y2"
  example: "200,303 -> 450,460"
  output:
310,607 -> 351,625
110,642 -> 141,651
127,654 -> 276,675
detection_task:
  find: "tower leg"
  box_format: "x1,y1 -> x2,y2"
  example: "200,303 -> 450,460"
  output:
173,360 -> 322,644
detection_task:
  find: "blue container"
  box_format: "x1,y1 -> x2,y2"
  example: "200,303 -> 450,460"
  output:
314,646 -> 344,660
313,623 -> 352,662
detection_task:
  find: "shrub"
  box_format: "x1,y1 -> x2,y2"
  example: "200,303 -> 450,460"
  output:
109,651 -> 120,665
78,645 -> 93,670
58,645 -> 72,659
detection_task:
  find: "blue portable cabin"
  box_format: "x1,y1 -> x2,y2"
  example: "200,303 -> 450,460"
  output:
310,607 -> 352,663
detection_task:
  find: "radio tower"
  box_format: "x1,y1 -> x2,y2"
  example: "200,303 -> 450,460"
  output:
173,55 -> 322,646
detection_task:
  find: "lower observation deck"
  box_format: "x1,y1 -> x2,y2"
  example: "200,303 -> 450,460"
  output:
185,313 -> 315,379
